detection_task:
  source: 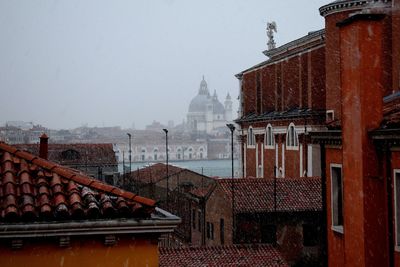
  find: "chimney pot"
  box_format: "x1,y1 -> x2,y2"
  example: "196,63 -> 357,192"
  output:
39,133 -> 48,160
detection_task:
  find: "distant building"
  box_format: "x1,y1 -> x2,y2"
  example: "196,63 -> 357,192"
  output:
16,137 -> 118,184
187,76 -> 233,135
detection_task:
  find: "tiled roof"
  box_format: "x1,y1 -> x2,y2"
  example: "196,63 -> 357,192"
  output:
0,142 -> 155,223
159,244 -> 289,267
15,143 -> 117,166
217,177 -> 322,213
235,108 -> 326,124
129,163 -> 184,184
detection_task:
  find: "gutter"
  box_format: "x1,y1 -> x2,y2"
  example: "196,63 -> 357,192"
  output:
0,208 -> 181,239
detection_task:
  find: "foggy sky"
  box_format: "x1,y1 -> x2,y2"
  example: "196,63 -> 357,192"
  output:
0,0 -> 331,130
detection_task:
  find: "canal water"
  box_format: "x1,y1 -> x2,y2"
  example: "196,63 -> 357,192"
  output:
119,159 -> 240,178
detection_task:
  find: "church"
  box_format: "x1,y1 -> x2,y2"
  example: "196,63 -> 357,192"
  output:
187,76 -> 232,135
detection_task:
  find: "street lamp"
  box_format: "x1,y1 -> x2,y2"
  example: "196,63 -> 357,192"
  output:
163,128 -> 169,207
127,133 -> 132,175
226,123 -> 235,242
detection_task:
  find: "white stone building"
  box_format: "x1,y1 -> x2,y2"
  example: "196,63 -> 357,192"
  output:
187,77 -> 232,134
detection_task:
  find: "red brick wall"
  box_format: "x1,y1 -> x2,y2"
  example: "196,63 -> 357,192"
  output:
263,146 -> 275,178
261,64 -> 276,111
325,146 -> 344,267
285,149 -> 300,178
282,56 -> 300,110
246,145 -> 256,178
242,72 -> 257,115
340,16 -> 387,267
393,0 -> 400,92
205,185 -> 233,245
310,46 -> 326,109
325,12 -> 350,122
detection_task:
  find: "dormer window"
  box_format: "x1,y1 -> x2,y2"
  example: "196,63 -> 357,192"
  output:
264,124 -> 275,149
247,126 -> 256,147
286,123 -> 299,149
61,149 -> 81,160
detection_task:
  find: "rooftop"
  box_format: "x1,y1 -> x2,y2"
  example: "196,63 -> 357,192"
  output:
159,244 -> 289,267
0,142 -> 179,239
217,177 -> 322,213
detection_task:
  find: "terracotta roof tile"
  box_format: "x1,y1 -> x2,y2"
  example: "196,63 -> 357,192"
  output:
217,177 -> 322,213
159,244 -> 289,267
0,142 -> 156,223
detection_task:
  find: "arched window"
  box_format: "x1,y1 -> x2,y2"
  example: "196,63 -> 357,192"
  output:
286,123 -> 299,149
153,148 -> 158,161
141,148 -> 146,161
177,147 -> 182,160
188,147 -> 193,159
264,124 -> 275,148
199,147 -> 204,159
247,126 -> 255,147
61,149 -> 81,160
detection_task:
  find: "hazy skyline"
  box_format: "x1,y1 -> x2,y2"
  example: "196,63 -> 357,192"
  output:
0,0 -> 331,130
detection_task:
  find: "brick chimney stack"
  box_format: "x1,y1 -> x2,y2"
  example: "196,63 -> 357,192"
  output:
39,133 -> 48,160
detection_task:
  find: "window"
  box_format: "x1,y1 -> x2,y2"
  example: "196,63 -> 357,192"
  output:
303,224 -> 318,246
286,123 -> 299,149
61,149 -> 80,160
247,126 -> 255,147
207,222 -> 214,240
220,219 -> 225,245
264,124 -> 274,148
192,209 -> 196,229
395,170 -> 400,247
141,148 -> 146,161
326,110 -> 334,122
331,165 -> 343,233
198,210 -> 202,232
153,148 -> 158,161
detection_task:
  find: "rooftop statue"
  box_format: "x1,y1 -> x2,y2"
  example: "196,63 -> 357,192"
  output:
267,21 -> 277,50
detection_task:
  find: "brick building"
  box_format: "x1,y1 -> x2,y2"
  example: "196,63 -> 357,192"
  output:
235,28 -> 326,179
15,136 -> 118,184
126,163 -> 218,247
309,0 -> 400,266
204,177 -> 323,265
0,141 -> 179,267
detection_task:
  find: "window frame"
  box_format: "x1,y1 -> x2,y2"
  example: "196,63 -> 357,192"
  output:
330,164 -> 344,234
247,126 -> 256,148
286,123 -> 299,150
264,124 -> 275,149
394,169 -> 400,250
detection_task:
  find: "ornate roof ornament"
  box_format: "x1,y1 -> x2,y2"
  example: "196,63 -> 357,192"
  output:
266,21 -> 277,50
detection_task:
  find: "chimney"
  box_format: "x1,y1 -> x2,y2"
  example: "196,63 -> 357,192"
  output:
39,133 -> 49,160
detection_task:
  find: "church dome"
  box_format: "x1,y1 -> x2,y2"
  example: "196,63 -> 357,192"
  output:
189,94 -> 210,113
188,76 -> 211,113
213,100 -> 225,114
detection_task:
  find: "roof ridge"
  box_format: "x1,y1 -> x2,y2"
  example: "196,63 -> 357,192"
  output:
0,142 -> 155,207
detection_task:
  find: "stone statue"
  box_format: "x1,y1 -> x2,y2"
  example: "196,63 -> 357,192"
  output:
267,21 -> 277,50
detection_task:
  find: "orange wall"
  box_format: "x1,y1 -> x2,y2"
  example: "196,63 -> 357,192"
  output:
0,237 -> 158,267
